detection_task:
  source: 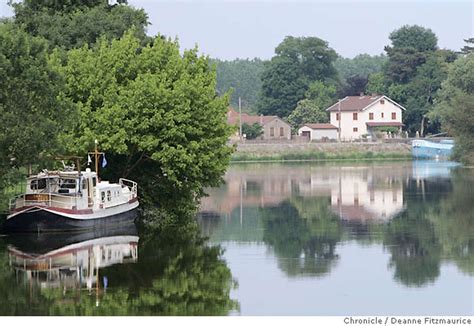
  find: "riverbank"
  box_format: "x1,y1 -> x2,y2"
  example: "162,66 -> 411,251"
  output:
231,142 -> 412,162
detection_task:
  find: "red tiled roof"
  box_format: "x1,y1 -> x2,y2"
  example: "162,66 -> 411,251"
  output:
366,122 -> 404,127
326,95 -> 383,112
303,123 -> 338,130
227,108 -> 279,126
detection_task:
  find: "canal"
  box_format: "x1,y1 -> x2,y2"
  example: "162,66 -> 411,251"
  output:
0,161 -> 472,315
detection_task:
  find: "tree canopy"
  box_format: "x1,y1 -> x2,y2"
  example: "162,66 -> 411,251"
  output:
51,30 -> 233,209
10,0 -> 149,50
257,36 -> 338,118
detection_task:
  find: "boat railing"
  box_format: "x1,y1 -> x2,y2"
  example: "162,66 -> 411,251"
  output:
119,178 -> 138,198
9,193 -> 80,211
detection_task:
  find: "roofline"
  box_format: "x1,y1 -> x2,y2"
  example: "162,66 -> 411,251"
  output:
325,96 -> 349,111
326,95 -> 407,112
262,116 -> 291,127
301,123 -> 338,129
360,95 -> 407,112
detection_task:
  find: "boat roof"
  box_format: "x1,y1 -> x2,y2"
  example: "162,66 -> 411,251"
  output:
28,170 -> 98,179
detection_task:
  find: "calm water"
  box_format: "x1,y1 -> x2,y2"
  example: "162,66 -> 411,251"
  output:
0,161 -> 472,315
198,161 -> 474,315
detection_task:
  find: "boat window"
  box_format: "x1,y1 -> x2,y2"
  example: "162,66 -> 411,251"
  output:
107,190 -> 111,201
30,178 -> 47,190
101,192 -> 105,203
60,179 -> 77,190
92,177 -> 97,187
82,179 -> 87,190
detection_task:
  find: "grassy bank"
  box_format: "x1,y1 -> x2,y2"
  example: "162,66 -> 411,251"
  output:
230,142 -> 412,163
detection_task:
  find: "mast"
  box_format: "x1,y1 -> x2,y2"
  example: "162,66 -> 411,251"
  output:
95,139 -> 99,179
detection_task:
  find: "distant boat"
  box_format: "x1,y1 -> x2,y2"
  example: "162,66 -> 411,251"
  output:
412,139 -> 454,160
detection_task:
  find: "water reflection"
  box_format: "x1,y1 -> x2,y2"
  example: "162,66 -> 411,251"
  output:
0,216 -> 238,315
199,161 -> 473,288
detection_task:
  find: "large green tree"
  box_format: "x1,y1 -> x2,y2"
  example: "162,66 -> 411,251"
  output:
380,25 -> 457,135
434,54 -> 474,164
257,36 -> 338,118
0,23 -> 70,175
10,0 -> 149,50
52,30 -> 234,209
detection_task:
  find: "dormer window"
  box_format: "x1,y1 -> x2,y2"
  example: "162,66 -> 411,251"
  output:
380,99 -> 385,105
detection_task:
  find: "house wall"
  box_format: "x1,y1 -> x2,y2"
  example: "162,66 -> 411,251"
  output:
262,118 -> 291,140
329,99 -> 403,140
298,126 -> 337,140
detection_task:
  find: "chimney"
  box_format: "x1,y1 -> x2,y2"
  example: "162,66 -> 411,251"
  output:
359,92 -> 364,97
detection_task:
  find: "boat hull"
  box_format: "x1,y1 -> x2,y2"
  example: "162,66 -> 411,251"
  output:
3,206 -> 138,233
412,140 -> 454,160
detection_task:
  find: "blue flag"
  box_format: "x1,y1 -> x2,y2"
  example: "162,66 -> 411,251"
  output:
102,153 -> 107,168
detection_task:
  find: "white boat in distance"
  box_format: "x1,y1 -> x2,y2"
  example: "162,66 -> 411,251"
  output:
5,148 -> 139,232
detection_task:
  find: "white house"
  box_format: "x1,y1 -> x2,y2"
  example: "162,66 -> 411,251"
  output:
298,123 -> 338,141
326,94 -> 405,140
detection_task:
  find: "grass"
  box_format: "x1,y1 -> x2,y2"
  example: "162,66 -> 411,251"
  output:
230,150 -> 412,163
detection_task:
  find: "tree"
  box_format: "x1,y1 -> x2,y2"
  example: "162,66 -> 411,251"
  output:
52,30 -> 234,209
10,0 -> 149,50
0,23 -> 70,172
435,54 -> 474,164
305,80 -> 337,109
241,123 -> 263,140
257,36 -> 338,118
212,58 -> 265,113
287,99 -> 329,132
334,53 -> 387,80
384,25 -> 438,84
366,72 -> 387,95
460,38 -> 474,55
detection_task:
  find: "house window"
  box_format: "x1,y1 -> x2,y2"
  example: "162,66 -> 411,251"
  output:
270,127 -> 274,137
353,112 -> 358,120
369,112 -> 374,120
107,190 -> 111,202
381,112 -> 384,118
353,127 -> 358,132
280,127 -> 284,136
380,99 -> 385,104
336,113 -> 340,120
391,112 -> 396,120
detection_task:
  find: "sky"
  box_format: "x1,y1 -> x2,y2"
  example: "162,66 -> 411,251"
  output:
0,0 -> 473,60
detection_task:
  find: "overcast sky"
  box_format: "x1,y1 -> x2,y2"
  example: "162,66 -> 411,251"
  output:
1,0 -> 473,60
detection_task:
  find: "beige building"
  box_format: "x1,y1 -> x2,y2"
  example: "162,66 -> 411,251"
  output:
326,95 -> 405,141
298,123 -> 338,141
227,108 -> 291,140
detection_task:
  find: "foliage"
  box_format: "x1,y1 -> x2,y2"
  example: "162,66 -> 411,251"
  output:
51,30 -> 234,209
0,23 -> 71,172
459,38 -> 474,55
257,36 -> 338,118
304,80 -> 337,109
241,123 -> 263,140
10,0 -> 149,50
286,99 -> 329,132
366,72 -> 387,95
380,25 -> 457,135
334,54 -> 387,80
340,75 -> 368,96
434,54 -> 474,164
211,58 -> 265,113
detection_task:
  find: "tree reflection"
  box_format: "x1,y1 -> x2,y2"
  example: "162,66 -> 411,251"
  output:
261,197 -> 342,277
0,210 -> 238,316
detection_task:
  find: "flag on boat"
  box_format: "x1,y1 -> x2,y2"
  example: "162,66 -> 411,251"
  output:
87,154 -> 92,165
102,153 -> 107,168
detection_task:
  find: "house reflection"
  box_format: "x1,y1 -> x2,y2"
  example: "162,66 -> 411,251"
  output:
8,234 -> 138,293
200,163 -> 410,224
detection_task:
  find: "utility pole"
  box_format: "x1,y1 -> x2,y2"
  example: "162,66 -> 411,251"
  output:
239,97 -> 243,142
338,99 -> 342,142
